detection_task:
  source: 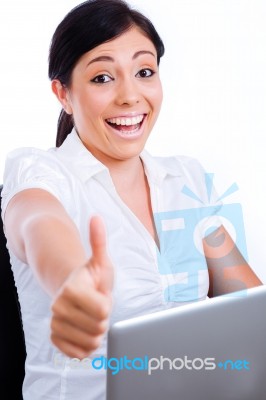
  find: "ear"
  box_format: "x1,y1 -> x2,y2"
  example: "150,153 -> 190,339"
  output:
51,80 -> 73,115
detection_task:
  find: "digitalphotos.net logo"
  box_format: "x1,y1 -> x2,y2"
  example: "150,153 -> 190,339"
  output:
53,353 -> 251,376
153,173 -> 249,302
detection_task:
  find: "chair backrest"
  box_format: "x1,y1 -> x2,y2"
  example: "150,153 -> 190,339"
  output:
0,185 -> 26,399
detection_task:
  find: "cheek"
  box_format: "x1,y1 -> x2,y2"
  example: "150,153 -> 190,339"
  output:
150,84 -> 163,112
149,78 -> 163,101
157,86 -> 163,108
87,91 -> 113,118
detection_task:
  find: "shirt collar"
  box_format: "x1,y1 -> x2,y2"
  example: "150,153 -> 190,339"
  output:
140,150 -> 183,185
56,129 -> 183,185
56,129 -> 108,182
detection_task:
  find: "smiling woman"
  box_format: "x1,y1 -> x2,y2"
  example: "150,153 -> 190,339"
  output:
0,0 -> 262,399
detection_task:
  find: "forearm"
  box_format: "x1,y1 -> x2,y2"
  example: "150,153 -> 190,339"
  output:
208,263 -> 262,297
4,189 -> 87,297
23,214 -> 87,296
205,225 -> 263,297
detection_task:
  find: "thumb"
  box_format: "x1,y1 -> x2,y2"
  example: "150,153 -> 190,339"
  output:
89,215 -> 113,294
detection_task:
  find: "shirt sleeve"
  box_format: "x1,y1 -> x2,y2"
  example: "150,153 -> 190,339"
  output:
1,147 -> 70,219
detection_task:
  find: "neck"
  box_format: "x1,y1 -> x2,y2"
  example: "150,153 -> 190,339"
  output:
83,142 -> 145,190
107,156 -> 145,191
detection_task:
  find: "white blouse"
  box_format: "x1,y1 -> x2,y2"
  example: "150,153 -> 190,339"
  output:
1,130 -> 221,400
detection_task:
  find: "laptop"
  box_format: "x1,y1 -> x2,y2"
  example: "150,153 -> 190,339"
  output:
106,285 -> 266,400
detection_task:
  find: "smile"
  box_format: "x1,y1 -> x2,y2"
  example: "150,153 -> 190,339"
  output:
105,114 -> 146,135
106,115 -> 144,126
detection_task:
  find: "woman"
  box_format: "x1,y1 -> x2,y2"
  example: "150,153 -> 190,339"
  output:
1,0 -> 262,399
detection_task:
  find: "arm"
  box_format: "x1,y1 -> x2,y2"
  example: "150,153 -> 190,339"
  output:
4,188 -> 113,358
204,225 -> 262,297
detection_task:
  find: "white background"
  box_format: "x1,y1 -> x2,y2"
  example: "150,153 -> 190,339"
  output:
0,0 -> 265,282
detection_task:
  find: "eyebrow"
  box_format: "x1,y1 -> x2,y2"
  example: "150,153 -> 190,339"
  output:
86,50 -> 156,67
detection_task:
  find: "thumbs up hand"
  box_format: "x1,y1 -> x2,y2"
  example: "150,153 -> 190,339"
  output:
50,216 -> 113,359
88,216 -> 114,295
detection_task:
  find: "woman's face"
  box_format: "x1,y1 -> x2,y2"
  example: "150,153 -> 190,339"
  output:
57,27 -> 163,165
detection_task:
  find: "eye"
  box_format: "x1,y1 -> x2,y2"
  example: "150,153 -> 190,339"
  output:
136,68 -> 155,78
91,74 -> 113,84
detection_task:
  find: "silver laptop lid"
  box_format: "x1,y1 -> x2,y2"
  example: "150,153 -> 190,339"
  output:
106,285 -> 266,400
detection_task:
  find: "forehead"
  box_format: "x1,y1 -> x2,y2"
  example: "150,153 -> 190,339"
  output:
82,27 -> 156,61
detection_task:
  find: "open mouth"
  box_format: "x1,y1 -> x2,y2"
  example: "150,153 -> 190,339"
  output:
106,114 -> 146,135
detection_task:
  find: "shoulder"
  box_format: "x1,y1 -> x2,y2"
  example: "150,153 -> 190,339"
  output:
144,151 -> 206,178
1,146 -> 72,214
164,154 -> 204,171
3,146 -> 70,180
143,151 -> 213,206
5,145 -> 63,166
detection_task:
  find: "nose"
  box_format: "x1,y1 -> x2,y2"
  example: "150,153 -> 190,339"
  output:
114,76 -> 140,106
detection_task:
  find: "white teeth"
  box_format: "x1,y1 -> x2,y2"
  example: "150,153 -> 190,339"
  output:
107,115 -> 144,126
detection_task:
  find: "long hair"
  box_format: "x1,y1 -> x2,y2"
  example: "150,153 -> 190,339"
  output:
48,0 -> 165,147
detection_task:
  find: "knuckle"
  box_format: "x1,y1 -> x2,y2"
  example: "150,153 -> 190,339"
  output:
50,333 -> 60,348
97,300 -> 110,320
95,319 -> 108,335
51,301 -> 68,319
62,283 -> 76,299
50,318 -> 56,333
89,335 -> 102,351
50,317 -> 62,336
51,301 -> 61,315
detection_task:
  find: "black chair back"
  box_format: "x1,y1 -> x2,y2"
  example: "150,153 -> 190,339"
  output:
0,185 -> 26,399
